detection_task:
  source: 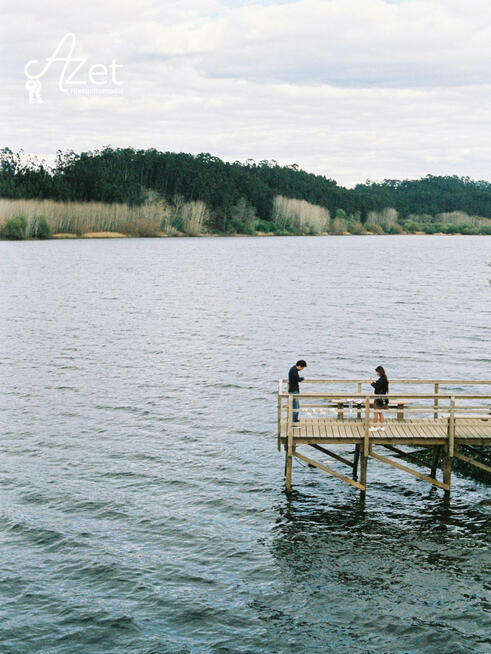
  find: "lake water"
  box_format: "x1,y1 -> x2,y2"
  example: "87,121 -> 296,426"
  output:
0,235 -> 490,653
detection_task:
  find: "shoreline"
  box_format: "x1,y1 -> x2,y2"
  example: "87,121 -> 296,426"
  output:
2,230 -> 487,242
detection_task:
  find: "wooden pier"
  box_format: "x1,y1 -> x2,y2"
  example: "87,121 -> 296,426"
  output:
277,379 -> 491,496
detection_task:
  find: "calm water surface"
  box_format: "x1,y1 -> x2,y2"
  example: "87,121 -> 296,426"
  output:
0,235 -> 490,653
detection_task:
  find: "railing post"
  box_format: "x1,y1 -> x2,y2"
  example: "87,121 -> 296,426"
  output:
285,393 -> 294,492
277,380 -> 283,452
449,396 -> 455,458
397,403 -> 404,422
357,382 -> 362,419
277,395 -> 282,451
434,383 -> 439,420
364,397 -> 370,457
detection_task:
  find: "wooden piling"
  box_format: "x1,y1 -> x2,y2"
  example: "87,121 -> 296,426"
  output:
285,393 -> 293,493
441,398 -> 455,496
352,444 -> 360,480
430,445 -> 441,479
360,397 -> 370,497
442,444 -> 452,496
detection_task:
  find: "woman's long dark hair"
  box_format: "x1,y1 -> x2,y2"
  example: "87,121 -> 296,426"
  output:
375,365 -> 388,381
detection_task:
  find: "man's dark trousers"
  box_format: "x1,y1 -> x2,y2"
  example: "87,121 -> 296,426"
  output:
292,390 -> 300,422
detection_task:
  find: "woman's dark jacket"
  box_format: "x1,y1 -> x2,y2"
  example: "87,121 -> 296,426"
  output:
371,376 -> 389,405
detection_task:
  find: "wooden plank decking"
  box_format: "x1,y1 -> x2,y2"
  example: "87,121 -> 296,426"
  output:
279,417 -> 491,444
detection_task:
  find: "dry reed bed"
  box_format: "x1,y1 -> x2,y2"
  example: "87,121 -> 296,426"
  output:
0,197 -> 209,237
1,197 -> 488,239
273,196 -> 331,234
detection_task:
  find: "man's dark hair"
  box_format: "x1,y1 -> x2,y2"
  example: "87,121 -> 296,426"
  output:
296,360 -> 307,367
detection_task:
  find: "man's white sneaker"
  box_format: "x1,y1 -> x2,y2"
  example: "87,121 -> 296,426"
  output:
369,426 -> 378,432
378,426 -> 386,432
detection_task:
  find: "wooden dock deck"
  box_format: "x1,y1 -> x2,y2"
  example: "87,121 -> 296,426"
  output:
277,379 -> 491,495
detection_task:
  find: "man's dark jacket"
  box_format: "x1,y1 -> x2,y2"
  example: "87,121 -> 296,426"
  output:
288,366 -> 304,393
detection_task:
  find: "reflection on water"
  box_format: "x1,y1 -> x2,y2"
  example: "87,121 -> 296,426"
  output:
267,490 -> 489,653
0,235 -> 489,653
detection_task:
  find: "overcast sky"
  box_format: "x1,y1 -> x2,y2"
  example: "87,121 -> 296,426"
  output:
1,0 -> 490,187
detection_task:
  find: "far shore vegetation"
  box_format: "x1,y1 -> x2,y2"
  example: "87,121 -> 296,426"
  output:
1,147 -> 490,240
1,198 -> 490,240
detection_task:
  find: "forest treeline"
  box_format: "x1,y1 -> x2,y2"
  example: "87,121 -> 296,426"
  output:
0,147 -> 490,238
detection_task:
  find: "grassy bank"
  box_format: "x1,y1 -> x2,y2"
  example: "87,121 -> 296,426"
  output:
1,197 -> 490,240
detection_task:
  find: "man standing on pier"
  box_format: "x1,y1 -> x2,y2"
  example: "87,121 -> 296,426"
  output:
288,360 -> 307,423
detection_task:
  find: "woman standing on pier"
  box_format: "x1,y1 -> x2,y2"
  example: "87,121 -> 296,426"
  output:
369,366 -> 389,432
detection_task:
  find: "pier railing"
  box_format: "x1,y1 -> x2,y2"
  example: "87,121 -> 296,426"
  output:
276,379 -> 491,495
278,379 -> 491,420
278,378 -> 491,422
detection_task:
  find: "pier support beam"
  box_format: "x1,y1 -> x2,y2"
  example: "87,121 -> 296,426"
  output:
310,443 -> 353,468
454,449 -> 491,474
370,449 -> 448,490
294,451 -> 365,490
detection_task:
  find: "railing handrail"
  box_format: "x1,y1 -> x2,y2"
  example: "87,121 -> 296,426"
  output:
278,392 -> 491,400
279,378 -> 491,385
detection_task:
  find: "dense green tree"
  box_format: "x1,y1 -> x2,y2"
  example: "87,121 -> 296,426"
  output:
355,175 -> 491,219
